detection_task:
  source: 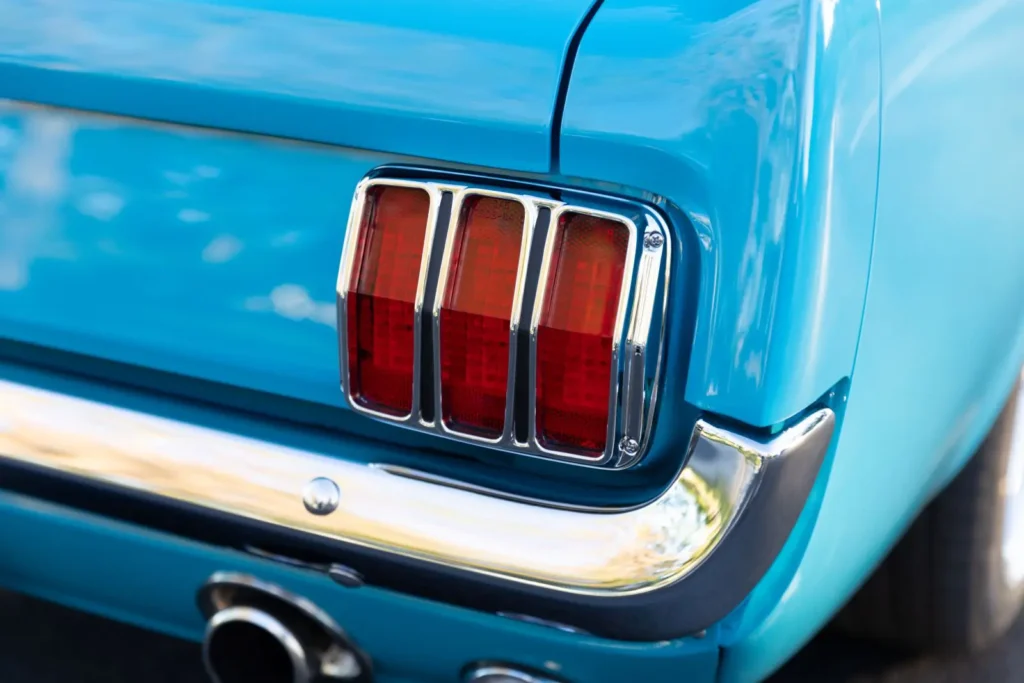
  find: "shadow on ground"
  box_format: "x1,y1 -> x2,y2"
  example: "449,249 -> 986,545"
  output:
1,590 -> 1022,682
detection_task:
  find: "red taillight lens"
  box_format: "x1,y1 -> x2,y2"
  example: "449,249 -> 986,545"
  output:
439,196 -> 526,437
536,213 -> 630,455
346,185 -> 431,416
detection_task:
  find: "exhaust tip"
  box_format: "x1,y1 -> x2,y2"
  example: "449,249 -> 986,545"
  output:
198,573 -> 372,683
204,606 -> 310,683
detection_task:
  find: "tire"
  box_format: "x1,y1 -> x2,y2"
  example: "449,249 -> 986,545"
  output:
835,373 -> 1024,653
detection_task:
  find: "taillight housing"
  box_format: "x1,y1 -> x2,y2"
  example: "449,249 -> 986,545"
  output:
337,177 -> 669,469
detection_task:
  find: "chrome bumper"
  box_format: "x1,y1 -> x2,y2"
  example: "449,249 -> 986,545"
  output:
0,375 -> 834,599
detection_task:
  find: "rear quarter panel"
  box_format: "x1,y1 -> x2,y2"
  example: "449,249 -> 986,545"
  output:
721,0 -> 1024,678
559,0 -> 880,429
561,0 -> 1024,679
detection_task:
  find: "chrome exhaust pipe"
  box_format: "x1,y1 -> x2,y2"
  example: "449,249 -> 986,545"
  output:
198,572 -> 372,683
204,606 -> 312,683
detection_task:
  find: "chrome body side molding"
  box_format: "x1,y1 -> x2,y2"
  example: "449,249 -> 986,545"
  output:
0,375 -> 834,599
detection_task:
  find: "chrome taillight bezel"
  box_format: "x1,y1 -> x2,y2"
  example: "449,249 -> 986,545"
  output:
431,188 -> 538,445
336,175 -> 670,470
528,204 -> 639,461
336,178 -> 445,424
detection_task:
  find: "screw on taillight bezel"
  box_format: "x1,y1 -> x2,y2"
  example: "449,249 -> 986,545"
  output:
336,175 -> 670,470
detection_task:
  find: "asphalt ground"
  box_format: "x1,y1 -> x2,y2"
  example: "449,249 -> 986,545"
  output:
0,589 -> 1020,683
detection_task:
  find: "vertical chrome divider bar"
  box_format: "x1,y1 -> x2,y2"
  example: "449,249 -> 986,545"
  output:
617,215 -> 667,466
502,197 -> 542,443
636,212 -> 672,462
430,191 -> 462,433
527,206 -> 561,453
407,184 -> 446,424
511,204 -> 555,446
417,190 -> 455,425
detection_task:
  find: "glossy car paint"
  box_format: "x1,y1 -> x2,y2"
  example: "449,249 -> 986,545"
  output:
0,0 -> 597,173
0,0 -> 601,409
0,491 -> 720,683
0,102 -> 388,409
0,0 -> 1021,680
559,0 -> 881,430
720,0 -> 1024,676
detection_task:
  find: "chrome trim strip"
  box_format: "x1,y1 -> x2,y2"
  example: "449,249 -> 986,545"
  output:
618,213 -> 669,467
0,376 -> 835,597
336,178 -> 448,424
370,463 -> 610,513
431,188 -> 541,444
465,664 -> 563,683
528,205 -> 639,466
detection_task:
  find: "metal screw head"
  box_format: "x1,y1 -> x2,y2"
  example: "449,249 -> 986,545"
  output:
618,437 -> 640,456
643,232 -> 664,250
303,477 -> 341,516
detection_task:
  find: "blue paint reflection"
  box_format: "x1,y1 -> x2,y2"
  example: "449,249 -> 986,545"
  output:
560,0 -> 880,426
0,0 -> 596,171
0,102 -> 384,407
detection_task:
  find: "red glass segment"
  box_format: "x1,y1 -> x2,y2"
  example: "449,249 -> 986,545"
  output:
536,213 -> 630,455
346,185 -> 430,416
439,196 -> 526,437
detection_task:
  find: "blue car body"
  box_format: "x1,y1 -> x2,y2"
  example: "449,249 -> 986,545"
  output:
0,0 -> 1022,680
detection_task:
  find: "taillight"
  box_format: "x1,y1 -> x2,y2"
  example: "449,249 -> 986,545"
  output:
534,211 -> 632,456
344,184 -> 432,417
338,177 -> 666,470
437,194 -> 529,438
